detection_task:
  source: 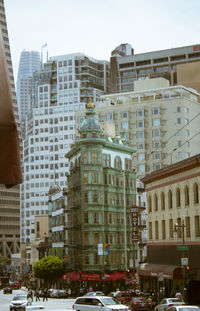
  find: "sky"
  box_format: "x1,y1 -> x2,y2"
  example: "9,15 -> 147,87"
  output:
4,0 -> 200,82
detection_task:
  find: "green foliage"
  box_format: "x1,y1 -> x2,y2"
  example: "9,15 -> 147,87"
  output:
33,256 -> 65,281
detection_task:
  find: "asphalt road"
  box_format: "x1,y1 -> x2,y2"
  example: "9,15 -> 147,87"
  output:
0,288 -> 75,311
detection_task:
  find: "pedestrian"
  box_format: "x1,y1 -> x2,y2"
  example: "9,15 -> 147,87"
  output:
35,289 -> 40,302
43,288 -> 48,301
27,291 -> 32,306
68,287 -> 71,298
175,290 -> 182,299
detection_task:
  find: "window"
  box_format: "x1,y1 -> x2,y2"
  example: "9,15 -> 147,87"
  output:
137,131 -> 144,138
185,118 -> 189,125
184,185 -> 189,206
122,121 -> 129,129
176,188 -> 181,207
195,216 -> 200,237
137,120 -> 144,128
136,109 -> 144,117
186,217 -> 190,238
184,107 -> 189,114
103,154 -> 110,167
83,152 -> 87,164
177,107 -> 181,113
194,183 -> 199,204
169,219 -> 173,238
92,172 -> 98,184
137,142 -> 144,149
122,111 -> 128,118
114,156 -> 122,169
153,107 -> 160,115
107,112 -> 113,120
185,141 -> 189,148
84,192 -> 88,203
177,118 -> 181,124
84,213 -> 88,224
168,190 -> 173,209
93,191 -> 98,204
94,212 -> 99,224
154,141 -> 161,148
162,220 -> 166,239
149,222 -> 152,239
185,129 -> 189,136
153,118 -> 160,126
137,153 -> 145,161
138,164 -> 145,172
154,194 -> 158,211
155,221 -> 159,239
154,152 -> 161,159
161,192 -> 165,210
153,129 -> 160,137
148,196 -> 152,212
91,152 -> 98,164
83,172 -> 88,184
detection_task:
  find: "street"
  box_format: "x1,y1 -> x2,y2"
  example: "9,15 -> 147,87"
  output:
0,288 -> 75,311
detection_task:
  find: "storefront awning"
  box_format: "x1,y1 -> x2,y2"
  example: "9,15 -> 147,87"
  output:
81,273 -> 101,281
138,263 -> 182,280
104,271 -> 126,281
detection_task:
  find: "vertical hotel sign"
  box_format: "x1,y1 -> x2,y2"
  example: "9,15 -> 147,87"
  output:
131,206 -> 139,241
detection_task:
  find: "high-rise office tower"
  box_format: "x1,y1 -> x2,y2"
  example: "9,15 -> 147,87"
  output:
21,53 -> 109,261
0,0 -> 21,257
110,43 -> 200,93
17,50 -> 40,124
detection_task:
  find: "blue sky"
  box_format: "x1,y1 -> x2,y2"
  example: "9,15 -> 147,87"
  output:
4,0 -> 200,81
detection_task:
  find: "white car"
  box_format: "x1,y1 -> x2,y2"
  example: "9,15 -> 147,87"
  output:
9,294 -> 28,311
26,306 -> 45,311
72,295 -> 130,311
155,298 -> 185,311
168,306 -> 200,311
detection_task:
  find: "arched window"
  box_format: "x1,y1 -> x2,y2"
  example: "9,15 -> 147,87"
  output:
148,195 -> 152,212
176,187 -> 181,207
114,156 -> 122,169
184,185 -> 189,206
194,183 -> 199,204
161,192 -> 165,210
154,194 -> 158,211
168,190 -> 173,209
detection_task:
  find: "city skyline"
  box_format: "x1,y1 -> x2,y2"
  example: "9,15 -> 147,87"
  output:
4,0 -> 200,81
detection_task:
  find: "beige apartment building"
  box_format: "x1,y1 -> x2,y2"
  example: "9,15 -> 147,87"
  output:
110,43 -> 200,93
0,0 -> 21,257
140,154 -> 200,304
75,78 -> 200,180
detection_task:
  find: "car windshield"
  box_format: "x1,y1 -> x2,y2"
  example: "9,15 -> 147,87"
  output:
101,297 -> 120,305
178,309 -> 200,311
13,295 -> 26,301
169,299 -> 184,303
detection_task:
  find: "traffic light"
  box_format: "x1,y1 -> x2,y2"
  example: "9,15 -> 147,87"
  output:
79,271 -> 82,279
186,266 -> 190,271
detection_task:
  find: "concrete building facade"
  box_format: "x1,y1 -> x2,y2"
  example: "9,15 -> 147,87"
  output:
76,78 -> 200,180
140,154 -> 200,304
110,43 -> 200,93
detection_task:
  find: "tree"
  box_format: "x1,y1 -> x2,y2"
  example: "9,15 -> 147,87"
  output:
33,256 -> 65,285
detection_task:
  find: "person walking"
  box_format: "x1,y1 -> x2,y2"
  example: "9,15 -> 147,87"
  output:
35,289 -> 40,302
43,288 -> 48,301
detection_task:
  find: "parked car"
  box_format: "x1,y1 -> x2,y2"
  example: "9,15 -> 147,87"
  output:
26,306 -> 45,311
72,295 -> 129,311
9,294 -> 28,311
155,298 -> 185,311
116,290 -> 137,305
57,289 -> 68,298
85,291 -> 105,296
49,289 -> 60,298
3,286 -> 12,294
26,307 -> 45,311
128,297 -> 152,311
168,306 -> 200,311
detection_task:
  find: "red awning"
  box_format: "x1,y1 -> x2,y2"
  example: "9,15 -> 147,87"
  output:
104,271 -> 126,281
138,263 -> 182,280
81,273 -> 101,281
66,271 -> 80,281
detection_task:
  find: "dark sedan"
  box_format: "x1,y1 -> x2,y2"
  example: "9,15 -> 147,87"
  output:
128,297 -> 152,311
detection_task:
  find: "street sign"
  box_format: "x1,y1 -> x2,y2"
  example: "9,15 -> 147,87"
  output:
177,245 -> 189,251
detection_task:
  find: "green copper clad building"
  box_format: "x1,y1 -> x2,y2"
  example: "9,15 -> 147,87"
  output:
65,101 -> 137,276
